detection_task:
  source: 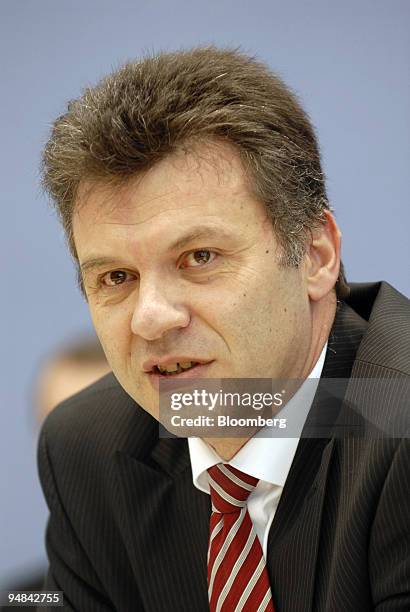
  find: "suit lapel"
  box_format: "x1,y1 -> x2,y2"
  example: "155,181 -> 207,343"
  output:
266,302 -> 368,612
267,437 -> 335,612
114,436 -> 211,612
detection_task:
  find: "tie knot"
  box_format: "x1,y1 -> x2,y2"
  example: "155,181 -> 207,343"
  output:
207,464 -> 259,513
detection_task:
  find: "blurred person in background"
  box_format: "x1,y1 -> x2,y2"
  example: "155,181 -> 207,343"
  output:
1,337 -> 109,611
34,337 -> 111,425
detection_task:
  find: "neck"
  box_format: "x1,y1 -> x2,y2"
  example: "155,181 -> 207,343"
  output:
203,437 -> 249,461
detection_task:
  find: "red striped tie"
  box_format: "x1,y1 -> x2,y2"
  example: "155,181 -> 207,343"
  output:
207,463 -> 275,612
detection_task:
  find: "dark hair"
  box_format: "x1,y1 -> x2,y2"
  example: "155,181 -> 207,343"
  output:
42,46 -> 349,298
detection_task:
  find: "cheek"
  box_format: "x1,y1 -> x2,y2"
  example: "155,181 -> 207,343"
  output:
203,287 -> 269,351
238,274 -> 307,342
90,308 -> 132,367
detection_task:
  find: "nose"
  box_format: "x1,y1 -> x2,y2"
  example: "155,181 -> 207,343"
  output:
130,278 -> 190,340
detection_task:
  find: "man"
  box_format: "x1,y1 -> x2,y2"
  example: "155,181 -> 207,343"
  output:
38,47 -> 409,611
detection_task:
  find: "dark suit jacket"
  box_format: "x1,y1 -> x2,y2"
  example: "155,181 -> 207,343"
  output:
37,281 -> 410,611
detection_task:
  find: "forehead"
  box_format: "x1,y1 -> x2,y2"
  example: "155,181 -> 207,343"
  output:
72,142 -> 270,258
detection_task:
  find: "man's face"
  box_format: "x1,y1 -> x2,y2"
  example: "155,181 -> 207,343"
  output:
73,143 -> 313,418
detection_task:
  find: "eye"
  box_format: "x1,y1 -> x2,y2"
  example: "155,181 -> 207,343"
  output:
100,270 -> 136,287
181,249 -> 216,268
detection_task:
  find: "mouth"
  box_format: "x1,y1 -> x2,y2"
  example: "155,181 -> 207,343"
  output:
149,361 -> 210,378
145,359 -> 213,387
154,361 -> 201,376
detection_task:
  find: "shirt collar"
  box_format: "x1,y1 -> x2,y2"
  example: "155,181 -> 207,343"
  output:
188,342 -> 327,492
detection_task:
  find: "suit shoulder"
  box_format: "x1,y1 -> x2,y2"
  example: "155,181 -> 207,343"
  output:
350,281 -> 410,377
40,372 -> 156,459
42,372 -> 130,434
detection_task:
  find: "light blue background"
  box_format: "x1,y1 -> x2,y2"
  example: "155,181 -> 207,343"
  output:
1,0 -> 409,585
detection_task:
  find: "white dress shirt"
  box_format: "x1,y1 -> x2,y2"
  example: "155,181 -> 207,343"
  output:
188,343 -> 327,559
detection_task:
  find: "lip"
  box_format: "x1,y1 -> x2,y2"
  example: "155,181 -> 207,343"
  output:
146,361 -> 214,391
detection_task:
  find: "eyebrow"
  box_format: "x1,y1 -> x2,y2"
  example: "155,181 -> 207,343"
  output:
168,226 -> 234,251
80,257 -> 121,276
79,225 -> 235,275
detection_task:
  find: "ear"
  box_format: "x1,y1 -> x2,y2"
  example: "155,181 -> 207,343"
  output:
306,210 -> 341,302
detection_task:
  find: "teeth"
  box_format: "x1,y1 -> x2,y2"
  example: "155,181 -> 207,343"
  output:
156,361 -> 197,374
180,361 -> 194,369
158,363 -> 178,373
